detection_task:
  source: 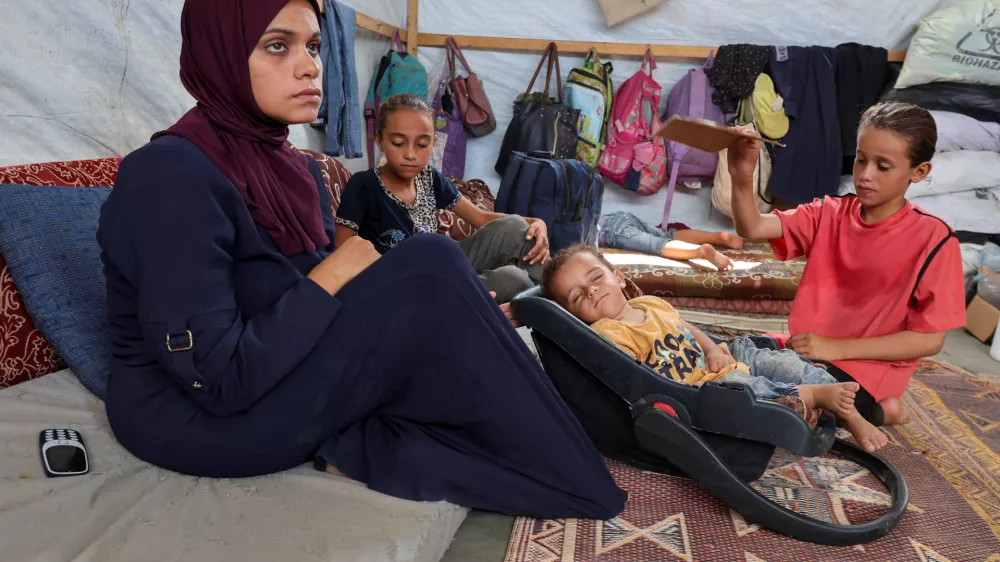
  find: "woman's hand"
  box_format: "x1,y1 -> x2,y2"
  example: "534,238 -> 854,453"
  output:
523,218 -> 550,265
308,236 -> 380,296
706,353 -> 736,373
727,128 -> 762,189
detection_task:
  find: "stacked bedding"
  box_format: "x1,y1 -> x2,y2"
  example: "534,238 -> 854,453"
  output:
838,141 -> 1000,234
604,241 -> 802,333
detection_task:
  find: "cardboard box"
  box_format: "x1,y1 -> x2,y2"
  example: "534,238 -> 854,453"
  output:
597,0 -> 669,27
966,294 -> 999,343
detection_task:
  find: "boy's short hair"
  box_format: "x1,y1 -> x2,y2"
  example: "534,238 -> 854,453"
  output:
859,102 -> 937,167
540,244 -> 643,300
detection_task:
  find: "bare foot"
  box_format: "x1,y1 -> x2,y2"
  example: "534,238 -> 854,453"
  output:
799,382 -> 859,419
325,462 -> 346,477
844,412 -> 889,452
699,244 -> 734,271
879,396 -> 910,425
719,232 -> 744,249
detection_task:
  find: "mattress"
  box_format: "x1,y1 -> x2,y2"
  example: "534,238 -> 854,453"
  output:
666,296 -> 794,316
674,307 -> 790,335
604,241 -> 804,301
0,371 -> 467,562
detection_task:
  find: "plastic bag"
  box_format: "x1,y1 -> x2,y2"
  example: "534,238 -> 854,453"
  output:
882,82 -> 1000,124
895,0 -> 1000,89
981,242 -> 1000,271
976,268 -> 1000,308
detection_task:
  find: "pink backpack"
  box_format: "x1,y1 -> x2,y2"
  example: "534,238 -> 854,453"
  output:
597,51 -> 662,188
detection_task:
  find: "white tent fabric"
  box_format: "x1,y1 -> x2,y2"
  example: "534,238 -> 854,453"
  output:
0,0 -> 958,230
0,0 -> 401,169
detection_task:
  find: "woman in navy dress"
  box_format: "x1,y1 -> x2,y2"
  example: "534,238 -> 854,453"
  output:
96,0 -> 626,519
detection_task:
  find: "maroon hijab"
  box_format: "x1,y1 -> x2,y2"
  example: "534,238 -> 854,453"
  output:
155,0 -> 328,255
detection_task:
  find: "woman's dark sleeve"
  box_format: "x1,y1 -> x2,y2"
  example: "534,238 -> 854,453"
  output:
111,147 -> 341,417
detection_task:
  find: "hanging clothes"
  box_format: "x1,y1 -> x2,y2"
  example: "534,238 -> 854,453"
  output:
765,46 -> 842,204
705,44 -> 771,114
316,0 -> 363,158
836,43 -> 888,173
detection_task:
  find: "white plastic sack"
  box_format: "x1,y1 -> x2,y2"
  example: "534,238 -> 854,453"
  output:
931,110 -> 1000,151
910,150 -> 1000,197
896,0 -> 1000,88
909,187 -> 1000,233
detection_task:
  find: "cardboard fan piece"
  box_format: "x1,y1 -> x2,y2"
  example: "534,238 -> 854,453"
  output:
654,116 -> 785,152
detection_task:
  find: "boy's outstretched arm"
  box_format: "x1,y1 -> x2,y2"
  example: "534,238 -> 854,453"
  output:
787,330 -> 947,362
729,133 -> 783,241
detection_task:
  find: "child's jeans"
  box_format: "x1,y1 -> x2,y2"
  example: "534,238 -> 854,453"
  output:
598,211 -> 677,256
718,337 -> 838,400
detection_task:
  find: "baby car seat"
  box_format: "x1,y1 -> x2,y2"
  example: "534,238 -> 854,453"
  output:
511,287 -> 908,546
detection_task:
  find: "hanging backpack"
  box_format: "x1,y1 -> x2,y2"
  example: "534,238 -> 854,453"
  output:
364,31 -> 429,168
659,52 -> 727,226
496,151 -> 604,254
564,49 -> 614,167
597,50 -> 661,187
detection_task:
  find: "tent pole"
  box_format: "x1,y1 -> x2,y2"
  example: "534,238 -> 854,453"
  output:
407,0 -> 419,56
356,12 -> 407,41
351,10 -> 906,62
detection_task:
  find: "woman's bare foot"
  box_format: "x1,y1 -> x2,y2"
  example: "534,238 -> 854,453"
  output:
799,382 -> 858,419
698,244 -> 734,271
843,412 -> 889,452
718,231 -> 744,249
879,396 -> 910,425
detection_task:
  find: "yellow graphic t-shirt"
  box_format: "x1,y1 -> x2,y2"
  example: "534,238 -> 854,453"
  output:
591,296 -> 749,384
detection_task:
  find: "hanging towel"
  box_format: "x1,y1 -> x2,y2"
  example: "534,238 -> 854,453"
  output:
316,0 -> 362,158
766,46 -> 843,204
836,43 -> 888,172
706,44 -> 771,114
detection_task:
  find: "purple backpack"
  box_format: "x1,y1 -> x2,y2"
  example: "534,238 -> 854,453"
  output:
660,53 -> 726,225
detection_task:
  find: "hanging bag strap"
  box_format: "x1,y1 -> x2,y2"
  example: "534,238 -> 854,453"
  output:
391,30 -> 405,53
523,43 -> 556,97
447,37 -> 474,78
701,49 -> 716,70
550,43 -> 565,102
641,48 -> 657,75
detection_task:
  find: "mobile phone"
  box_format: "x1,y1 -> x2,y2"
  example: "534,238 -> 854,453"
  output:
39,429 -> 89,477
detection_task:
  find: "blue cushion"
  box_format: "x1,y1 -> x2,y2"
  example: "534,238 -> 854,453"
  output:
0,185 -> 111,398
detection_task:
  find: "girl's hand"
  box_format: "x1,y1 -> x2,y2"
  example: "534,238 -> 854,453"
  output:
490,292 -> 523,328
727,128 -> 762,188
308,236 -> 380,296
787,333 -> 843,361
706,353 -> 736,373
523,219 -> 550,265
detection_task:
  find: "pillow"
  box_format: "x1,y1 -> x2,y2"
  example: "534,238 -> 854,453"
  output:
0,185 -> 111,398
930,110 -> 1000,152
896,0 -> 1000,89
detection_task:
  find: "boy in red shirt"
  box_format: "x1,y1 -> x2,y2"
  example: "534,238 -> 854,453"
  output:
730,102 -> 966,452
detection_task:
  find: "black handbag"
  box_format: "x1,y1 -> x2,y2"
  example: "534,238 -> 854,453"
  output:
494,43 -> 581,176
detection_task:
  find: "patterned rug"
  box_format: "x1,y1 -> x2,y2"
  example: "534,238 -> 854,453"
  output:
505,360 -> 1000,562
